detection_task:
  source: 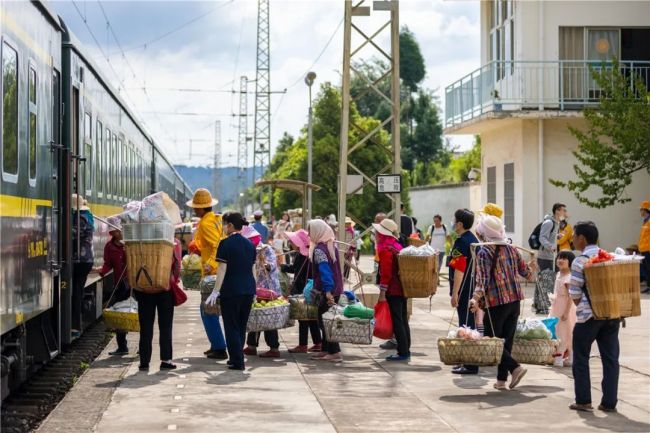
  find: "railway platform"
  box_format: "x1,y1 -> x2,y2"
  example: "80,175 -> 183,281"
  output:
37,271 -> 650,433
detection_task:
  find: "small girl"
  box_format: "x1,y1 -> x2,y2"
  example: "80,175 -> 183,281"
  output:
549,250 -> 576,367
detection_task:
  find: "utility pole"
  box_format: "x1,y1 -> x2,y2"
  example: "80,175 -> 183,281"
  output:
213,120 -> 221,210
254,0 -> 271,215
237,76 -> 249,183
337,0 -> 401,254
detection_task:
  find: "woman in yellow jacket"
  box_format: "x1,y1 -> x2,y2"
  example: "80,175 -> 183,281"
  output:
557,219 -> 574,251
187,189 -> 227,359
640,201 -> 650,293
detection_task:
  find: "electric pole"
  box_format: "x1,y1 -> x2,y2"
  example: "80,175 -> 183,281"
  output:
254,0 -> 271,214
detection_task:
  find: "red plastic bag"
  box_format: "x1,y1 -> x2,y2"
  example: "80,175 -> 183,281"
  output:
256,287 -> 279,301
373,300 -> 393,340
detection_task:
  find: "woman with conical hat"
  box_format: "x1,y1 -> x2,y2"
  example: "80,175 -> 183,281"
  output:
187,188 -> 227,360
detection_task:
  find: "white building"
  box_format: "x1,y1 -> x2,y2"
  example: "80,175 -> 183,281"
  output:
444,0 -> 650,249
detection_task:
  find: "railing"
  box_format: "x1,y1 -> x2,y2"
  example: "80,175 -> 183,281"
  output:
444,60 -> 650,128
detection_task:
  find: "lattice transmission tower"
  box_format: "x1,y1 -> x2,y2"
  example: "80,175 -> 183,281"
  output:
212,120 -> 221,210
237,76 -> 249,183
253,0 -> 271,201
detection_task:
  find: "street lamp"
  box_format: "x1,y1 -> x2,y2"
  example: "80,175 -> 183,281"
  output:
305,71 -> 317,221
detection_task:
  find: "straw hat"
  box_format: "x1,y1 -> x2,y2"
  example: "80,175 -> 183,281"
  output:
344,216 -> 355,226
372,218 -> 398,238
640,200 -> 650,210
186,188 -> 218,208
71,193 -> 90,211
476,203 -> 503,218
106,215 -> 122,232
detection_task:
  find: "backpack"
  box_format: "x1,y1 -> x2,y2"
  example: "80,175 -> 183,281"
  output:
429,224 -> 447,239
528,220 -> 555,250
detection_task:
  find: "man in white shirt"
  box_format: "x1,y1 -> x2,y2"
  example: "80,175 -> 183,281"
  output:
426,214 -> 450,273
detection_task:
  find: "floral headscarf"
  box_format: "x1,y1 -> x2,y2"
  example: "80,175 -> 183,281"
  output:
307,219 -> 337,263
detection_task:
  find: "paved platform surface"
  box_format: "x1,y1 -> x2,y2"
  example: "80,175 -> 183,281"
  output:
38,259 -> 650,433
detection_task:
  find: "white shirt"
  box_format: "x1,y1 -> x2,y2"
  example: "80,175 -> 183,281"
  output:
428,225 -> 447,252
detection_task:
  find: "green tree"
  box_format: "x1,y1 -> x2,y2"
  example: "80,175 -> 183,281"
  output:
551,60 -> 650,208
399,26 -> 425,92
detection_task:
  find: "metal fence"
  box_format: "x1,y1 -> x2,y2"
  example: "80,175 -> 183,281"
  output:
444,60 -> 650,128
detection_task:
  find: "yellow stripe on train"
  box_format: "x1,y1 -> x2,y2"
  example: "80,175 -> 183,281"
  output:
0,195 -> 52,217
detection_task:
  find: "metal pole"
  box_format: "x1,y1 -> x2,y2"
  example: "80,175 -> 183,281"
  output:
390,0 -> 401,228
337,0 -> 352,255
307,84 -> 314,221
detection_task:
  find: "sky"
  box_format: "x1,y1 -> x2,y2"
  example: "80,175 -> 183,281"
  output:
51,0 -> 480,168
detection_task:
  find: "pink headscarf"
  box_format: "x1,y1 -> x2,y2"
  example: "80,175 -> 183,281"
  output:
242,225 -> 262,247
476,215 -> 506,242
376,232 -> 402,253
284,229 -> 310,257
307,219 -> 337,263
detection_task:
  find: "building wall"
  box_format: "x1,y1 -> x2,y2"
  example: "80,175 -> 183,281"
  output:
409,183 -> 482,232
480,117 -> 649,250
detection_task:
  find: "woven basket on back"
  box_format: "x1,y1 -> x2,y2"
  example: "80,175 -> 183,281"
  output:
103,309 -> 140,332
584,261 -> 641,319
437,337 -> 504,366
407,238 -> 427,248
322,310 -> 374,345
246,303 -> 292,332
511,339 -> 559,365
398,254 -> 438,298
181,269 -> 202,290
125,241 -> 173,293
288,295 -> 318,321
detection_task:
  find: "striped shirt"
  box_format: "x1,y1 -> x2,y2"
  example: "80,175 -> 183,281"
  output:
568,244 -> 599,323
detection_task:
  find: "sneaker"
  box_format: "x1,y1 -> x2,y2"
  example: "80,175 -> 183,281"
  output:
385,354 -> 410,362
597,404 -> 617,413
553,356 -> 564,367
228,365 -> 245,371
160,361 -> 177,370
138,364 -> 149,371
569,403 -> 594,412
288,345 -> 308,353
243,346 -> 257,356
207,349 -> 228,360
379,339 -> 397,350
307,343 -> 322,353
321,353 -> 343,362
259,349 -> 281,358
109,348 -> 129,356
204,348 -> 213,355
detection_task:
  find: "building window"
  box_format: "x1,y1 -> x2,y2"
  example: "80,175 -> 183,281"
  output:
489,0 -> 514,80
29,66 -> 37,182
503,162 -> 514,232
487,166 -> 496,204
2,42 -> 19,177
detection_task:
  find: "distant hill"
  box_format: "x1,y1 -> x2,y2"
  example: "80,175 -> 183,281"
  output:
174,165 -> 257,207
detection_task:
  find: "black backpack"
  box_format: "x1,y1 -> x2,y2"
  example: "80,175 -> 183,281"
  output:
528,220 -> 555,250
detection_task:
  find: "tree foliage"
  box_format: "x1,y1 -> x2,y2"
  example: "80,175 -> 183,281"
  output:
399,26 -> 426,93
550,59 -> 650,208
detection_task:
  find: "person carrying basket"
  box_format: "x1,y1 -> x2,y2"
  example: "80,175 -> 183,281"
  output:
469,215 -> 536,390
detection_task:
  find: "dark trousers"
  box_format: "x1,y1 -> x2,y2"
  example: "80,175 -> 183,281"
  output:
221,295 -> 254,368
483,301 -> 520,381
642,252 -> 650,285
572,318 -> 620,408
136,290 -> 174,366
318,295 -> 341,354
110,280 -> 130,351
386,295 -> 411,357
299,320 -> 322,346
246,330 -> 279,349
457,287 -> 478,372
537,258 -> 554,272
72,262 -> 93,329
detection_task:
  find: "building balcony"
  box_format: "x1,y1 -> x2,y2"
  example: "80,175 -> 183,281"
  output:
444,60 -> 650,130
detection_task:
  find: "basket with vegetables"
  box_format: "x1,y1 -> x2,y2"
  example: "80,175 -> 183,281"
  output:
181,253 -> 202,290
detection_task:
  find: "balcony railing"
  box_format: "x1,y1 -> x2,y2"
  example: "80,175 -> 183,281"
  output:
444,60 -> 650,128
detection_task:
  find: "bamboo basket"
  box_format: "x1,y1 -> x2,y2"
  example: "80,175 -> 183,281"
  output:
511,339 -> 559,365
288,295 -> 318,321
181,269 -> 202,290
201,292 -> 221,316
398,254 -> 438,298
584,261 -> 641,319
125,241 -> 173,293
322,311 -> 374,345
437,337 -> 504,366
103,309 -> 140,332
247,303 -> 292,332
407,238 -> 427,248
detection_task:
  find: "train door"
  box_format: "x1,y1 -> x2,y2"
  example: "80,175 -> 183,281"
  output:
70,85 -> 81,333
50,68 -> 62,351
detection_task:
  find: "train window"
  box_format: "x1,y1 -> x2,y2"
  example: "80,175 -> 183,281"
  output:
28,66 -> 37,182
96,121 -> 103,195
112,133 -> 118,200
106,128 -> 111,198
52,70 -> 60,146
126,146 -> 131,198
2,41 -> 19,178
119,138 -> 125,200
84,112 -> 92,195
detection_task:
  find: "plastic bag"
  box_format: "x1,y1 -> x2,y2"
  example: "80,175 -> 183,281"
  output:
343,303 -> 374,320
541,317 -> 559,340
181,253 -> 202,270
256,287 -> 279,301
302,279 -> 316,304
199,275 -> 216,292
108,297 -> 138,313
515,319 -> 552,340
373,301 -> 393,339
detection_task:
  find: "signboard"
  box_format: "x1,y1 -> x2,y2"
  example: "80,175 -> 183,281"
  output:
347,175 -> 363,195
376,174 -> 401,193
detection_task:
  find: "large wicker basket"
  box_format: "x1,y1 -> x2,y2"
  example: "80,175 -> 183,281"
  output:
200,292 -> 221,316
511,339 -> 559,365
322,310 -> 374,345
125,241 -> 173,293
103,309 -> 140,332
398,254 -> 438,298
407,238 -> 427,248
288,295 -> 318,321
437,337 -> 504,366
584,261 -> 641,319
181,269 -> 202,290
247,303 -> 292,332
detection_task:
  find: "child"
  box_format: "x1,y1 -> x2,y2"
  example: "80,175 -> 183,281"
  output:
549,250 -> 576,367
